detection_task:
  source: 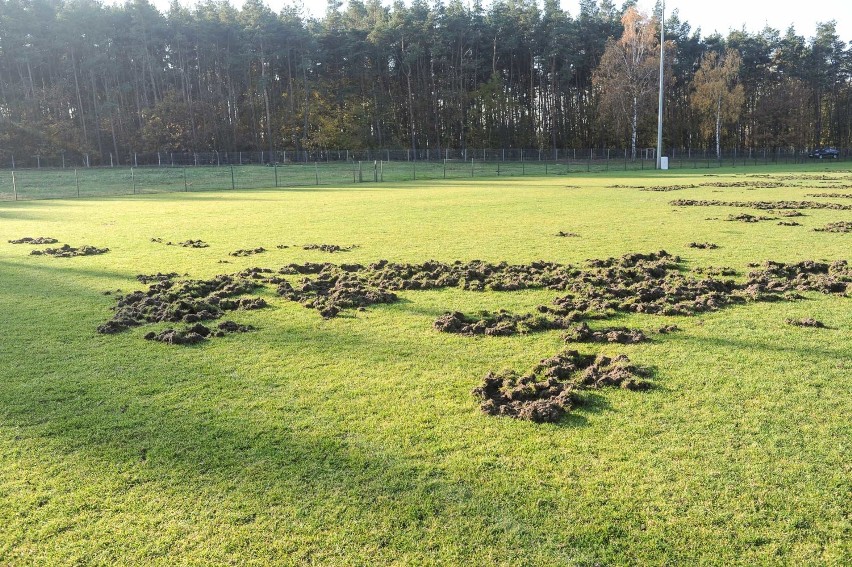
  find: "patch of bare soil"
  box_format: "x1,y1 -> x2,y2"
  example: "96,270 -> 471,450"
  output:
31,244 -> 109,257
303,244 -> 359,253
806,193 -> 852,199
691,266 -> 737,277
688,242 -> 719,249
785,318 -> 825,328
556,231 -> 580,237
640,184 -> 699,191
777,210 -> 805,217
700,181 -> 784,188
97,274 -> 262,334
151,238 -> 209,248
562,322 -> 647,344
778,221 -> 802,227
726,214 -> 777,223
9,237 -> 58,244
433,310 -> 573,337
136,272 -> 180,284
144,320 -> 255,345
230,247 -> 266,256
472,350 -> 651,422
671,199 -> 852,211
814,221 -> 852,233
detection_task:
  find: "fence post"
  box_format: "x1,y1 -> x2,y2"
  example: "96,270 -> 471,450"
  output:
75,168 -> 80,197
315,161 -> 319,185
443,159 -> 446,179
184,167 -> 188,192
497,161 -> 500,176
471,158 -> 474,177
131,167 -> 135,194
230,166 -> 235,190
11,171 -> 17,201
110,153 -> 113,167
274,164 -> 279,187
359,161 -> 363,183
412,160 -> 416,181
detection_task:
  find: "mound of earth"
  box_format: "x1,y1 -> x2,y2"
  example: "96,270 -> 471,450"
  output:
778,221 -> 802,227
785,318 -> 825,328
691,266 -> 737,277
777,210 -> 805,217
671,199 -> 852,211
276,244 -> 290,249
700,181 -> 783,188
726,214 -> 776,223
177,239 -> 208,248
555,231 -> 580,237
562,322 -> 647,344
806,193 -> 852,199
97,274 -> 262,334
230,247 -> 266,256
688,242 -> 719,249
639,184 -> 699,192
136,272 -> 180,284
144,320 -> 255,345
31,244 -> 109,257
303,244 -> 359,253
814,221 -> 852,233
433,310 -> 573,337
473,350 -> 651,423
9,237 -> 58,244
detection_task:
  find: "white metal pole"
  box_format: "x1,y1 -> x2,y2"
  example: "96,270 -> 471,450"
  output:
656,0 -> 665,169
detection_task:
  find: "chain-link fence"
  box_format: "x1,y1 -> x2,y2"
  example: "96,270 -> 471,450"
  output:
1,148 -> 848,201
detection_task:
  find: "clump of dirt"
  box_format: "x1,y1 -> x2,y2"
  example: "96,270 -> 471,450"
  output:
777,210 -> 805,217
230,247 -> 266,256
658,325 -> 680,333
143,320 -> 255,345
699,181 -> 783,188
745,260 -> 851,296
778,221 -> 802,227
806,193 -> 852,199
433,310 -> 573,337
237,267 -> 274,279
688,242 -> 719,249
814,221 -> 852,233
30,244 -> 109,257
641,184 -> 699,192
562,322 -> 647,344
726,214 -> 776,223
472,349 -> 651,422
277,272 -> 396,318
9,237 -> 58,244
136,272 -> 180,284
97,274 -> 261,334
671,199 -> 852,211
151,238 -> 208,248
785,317 -> 825,328
302,244 -> 359,253
556,231 -> 580,237
276,244 -> 290,249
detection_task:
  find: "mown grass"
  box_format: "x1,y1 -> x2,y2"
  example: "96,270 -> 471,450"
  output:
0,163 -> 850,565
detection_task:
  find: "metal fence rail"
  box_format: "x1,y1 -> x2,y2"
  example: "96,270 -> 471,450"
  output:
1,149 -> 848,202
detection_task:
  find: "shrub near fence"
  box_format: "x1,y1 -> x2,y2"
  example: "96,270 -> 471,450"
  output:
0,148 -> 848,201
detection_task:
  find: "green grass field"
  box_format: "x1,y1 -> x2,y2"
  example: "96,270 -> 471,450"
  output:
0,164 -> 850,565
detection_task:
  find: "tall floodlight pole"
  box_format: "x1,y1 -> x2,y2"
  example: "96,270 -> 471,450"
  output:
656,0 -> 665,169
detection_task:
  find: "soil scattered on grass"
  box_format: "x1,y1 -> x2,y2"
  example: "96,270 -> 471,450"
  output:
230,247 -> 266,256
726,213 -> 776,223
785,317 -> 825,328
144,320 -> 255,345
433,310 -> 573,337
562,322 -> 648,344
671,199 -> 852,211
302,244 -> 359,253
9,237 -> 58,244
778,210 -> 805,217
473,350 -> 651,422
556,231 -> 580,237
151,238 -> 209,248
814,221 -> 852,233
30,244 -> 109,257
276,245 -> 290,249
688,242 -> 719,249
691,266 -> 737,277
97,274 -> 262,335
639,184 -> 699,192
806,193 -> 852,199
778,221 -> 802,227
699,181 -> 784,188
136,272 -> 180,284
658,325 -> 680,333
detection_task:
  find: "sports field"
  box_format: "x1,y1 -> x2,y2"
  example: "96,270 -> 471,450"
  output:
0,164 -> 850,565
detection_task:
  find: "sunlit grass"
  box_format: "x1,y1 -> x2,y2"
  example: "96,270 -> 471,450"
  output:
0,162 -> 850,565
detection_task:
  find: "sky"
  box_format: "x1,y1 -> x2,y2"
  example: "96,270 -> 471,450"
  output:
139,0 -> 852,42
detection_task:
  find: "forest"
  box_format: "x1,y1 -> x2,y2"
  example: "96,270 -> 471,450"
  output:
0,0 -> 850,164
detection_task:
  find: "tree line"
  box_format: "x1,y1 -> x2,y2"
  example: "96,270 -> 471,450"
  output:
0,0 -> 850,164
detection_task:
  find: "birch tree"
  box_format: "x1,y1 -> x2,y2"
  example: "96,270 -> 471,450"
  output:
593,7 -> 661,159
690,49 -> 744,158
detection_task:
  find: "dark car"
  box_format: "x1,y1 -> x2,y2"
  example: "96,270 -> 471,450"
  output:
808,147 -> 840,159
